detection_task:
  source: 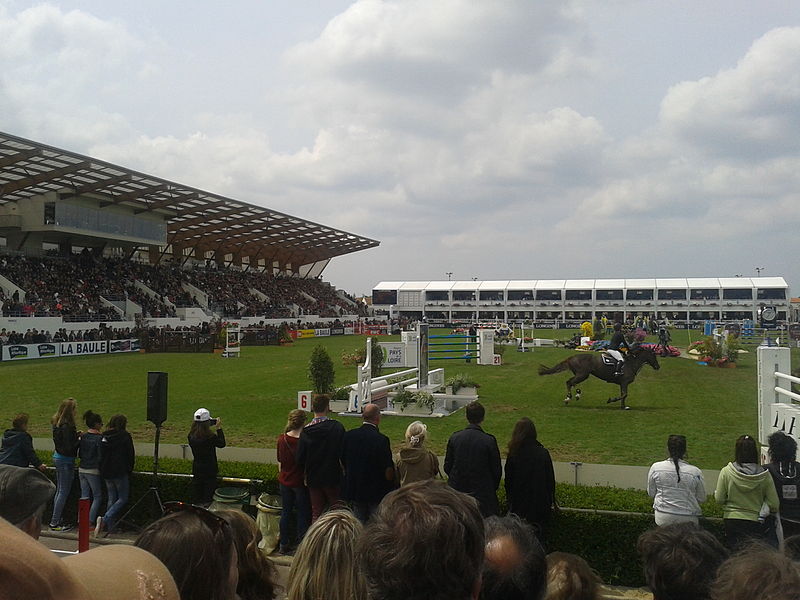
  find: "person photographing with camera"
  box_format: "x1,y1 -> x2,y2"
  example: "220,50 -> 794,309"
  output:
189,408 -> 225,505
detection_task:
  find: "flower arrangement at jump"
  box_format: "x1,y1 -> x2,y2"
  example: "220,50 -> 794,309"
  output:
688,335 -> 741,367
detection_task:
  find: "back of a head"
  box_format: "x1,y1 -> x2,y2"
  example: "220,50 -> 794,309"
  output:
466,401 -> 485,425
545,552 -> 601,600
637,523 -> 728,600
287,509 -> 366,600
734,434 -> 758,464
107,414 -> 128,431
768,430 -> 798,464
135,510 -> 236,600
216,510 -> 276,600
405,421 -> 427,447
12,413 -> 29,430
83,410 -> 102,429
311,394 -> 330,414
360,480 -> 485,600
710,544 -> 800,600
0,464 -> 55,535
480,515 -> 547,600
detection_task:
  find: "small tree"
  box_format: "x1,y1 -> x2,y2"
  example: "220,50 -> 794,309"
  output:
371,341 -> 385,377
308,345 -> 335,394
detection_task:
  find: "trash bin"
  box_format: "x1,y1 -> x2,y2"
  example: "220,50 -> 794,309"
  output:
255,493 -> 282,554
209,486 -> 250,512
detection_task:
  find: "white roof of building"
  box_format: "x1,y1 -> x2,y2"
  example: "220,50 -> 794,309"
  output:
535,280 -> 566,290
506,280 -> 537,290
625,279 -> 656,288
564,279 -> 595,289
594,279 -> 625,289
718,277 -> 753,287
425,281 -> 455,291
478,280 -> 509,290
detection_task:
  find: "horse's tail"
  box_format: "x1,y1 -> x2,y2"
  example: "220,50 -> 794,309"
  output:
538,360 -> 570,376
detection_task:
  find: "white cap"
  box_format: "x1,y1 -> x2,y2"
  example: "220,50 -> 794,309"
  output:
193,408 -> 211,422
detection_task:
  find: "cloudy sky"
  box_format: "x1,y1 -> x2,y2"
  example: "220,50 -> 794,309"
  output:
2,1 -> 799,296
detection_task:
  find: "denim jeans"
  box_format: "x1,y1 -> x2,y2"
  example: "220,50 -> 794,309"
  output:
51,457 -> 76,527
103,475 -> 129,532
279,484 -> 310,547
79,471 -> 104,525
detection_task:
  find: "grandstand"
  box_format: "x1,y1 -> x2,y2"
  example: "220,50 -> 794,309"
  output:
0,131 -> 379,332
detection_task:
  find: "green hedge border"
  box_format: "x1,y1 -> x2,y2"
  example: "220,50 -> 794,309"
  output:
38,451 -> 725,587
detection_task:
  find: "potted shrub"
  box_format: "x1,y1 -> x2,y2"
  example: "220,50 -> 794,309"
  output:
308,345 -> 335,395
394,389 -> 436,414
445,373 -> 480,396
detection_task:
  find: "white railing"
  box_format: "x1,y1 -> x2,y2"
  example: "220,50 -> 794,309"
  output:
758,346 -> 798,445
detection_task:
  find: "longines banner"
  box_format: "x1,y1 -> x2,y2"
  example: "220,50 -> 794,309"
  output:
1,339 -> 139,361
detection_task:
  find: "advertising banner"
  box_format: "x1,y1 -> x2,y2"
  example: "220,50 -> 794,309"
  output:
344,327 -> 355,335
380,342 -> 407,368
314,328 -> 331,337
1,343 -> 60,361
296,329 -> 316,339
109,339 -> 141,353
60,340 -> 108,357
330,327 -> 345,336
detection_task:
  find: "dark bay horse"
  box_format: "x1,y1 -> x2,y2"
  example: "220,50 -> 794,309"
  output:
538,346 -> 660,410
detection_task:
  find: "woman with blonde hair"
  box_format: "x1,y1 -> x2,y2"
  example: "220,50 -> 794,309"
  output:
545,552 -> 602,600
394,420 -> 439,486
286,509 -> 367,600
217,510 -> 277,600
50,398 -> 80,531
277,408 -> 310,554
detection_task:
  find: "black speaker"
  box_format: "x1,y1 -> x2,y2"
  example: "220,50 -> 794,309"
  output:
147,371 -> 168,426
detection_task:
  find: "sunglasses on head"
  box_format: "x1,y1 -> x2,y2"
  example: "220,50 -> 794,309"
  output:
162,501 -> 228,532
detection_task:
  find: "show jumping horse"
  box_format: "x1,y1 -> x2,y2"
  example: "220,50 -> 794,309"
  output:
537,346 -> 660,410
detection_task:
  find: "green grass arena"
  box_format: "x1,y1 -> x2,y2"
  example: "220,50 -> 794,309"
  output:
2,328 -> 796,469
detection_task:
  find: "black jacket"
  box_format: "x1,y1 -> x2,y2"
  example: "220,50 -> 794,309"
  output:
766,461 -> 800,522
79,432 -> 103,470
99,429 -> 135,479
444,424 -> 502,517
0,428 -> 41,467
341,423 -> 394,503
609,331 -> 629,351
297,418 -> 345,488
52,424 -> 79,457
505,438 -> 556,526
189,429 -> 226,477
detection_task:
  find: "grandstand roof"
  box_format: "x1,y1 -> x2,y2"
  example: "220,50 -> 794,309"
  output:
0,131 -> 379,267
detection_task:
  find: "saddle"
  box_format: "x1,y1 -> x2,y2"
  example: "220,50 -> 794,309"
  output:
600,353 -> 618,367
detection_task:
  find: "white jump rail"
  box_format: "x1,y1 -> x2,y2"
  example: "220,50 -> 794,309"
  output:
758,346 -> 798,446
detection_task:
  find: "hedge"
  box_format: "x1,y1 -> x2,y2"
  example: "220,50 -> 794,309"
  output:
37,451 -> 725,587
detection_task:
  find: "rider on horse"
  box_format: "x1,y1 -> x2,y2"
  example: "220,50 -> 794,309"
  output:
606,322 -> 629,376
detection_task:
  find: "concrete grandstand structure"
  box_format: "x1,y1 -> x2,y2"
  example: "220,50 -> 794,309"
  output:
372,278 -> 791,325
0,131 -> 379,331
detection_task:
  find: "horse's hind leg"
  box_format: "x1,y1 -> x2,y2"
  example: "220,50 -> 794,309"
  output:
565,373 -> 589,405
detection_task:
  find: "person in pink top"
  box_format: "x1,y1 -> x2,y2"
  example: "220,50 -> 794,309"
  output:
277,409 -> 310,555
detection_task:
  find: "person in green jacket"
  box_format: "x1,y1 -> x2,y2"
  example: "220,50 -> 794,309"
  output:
714,434 -> 779,550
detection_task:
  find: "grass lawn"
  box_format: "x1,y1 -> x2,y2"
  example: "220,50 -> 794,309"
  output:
1,328 -> 792,469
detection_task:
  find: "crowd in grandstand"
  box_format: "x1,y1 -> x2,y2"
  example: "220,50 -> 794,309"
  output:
2,396 -> 800,599
0,252 -> 367,322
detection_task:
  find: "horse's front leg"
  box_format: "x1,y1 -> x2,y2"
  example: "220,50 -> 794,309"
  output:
620,383 -> 629,410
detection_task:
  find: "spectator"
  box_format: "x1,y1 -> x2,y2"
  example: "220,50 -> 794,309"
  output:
0,413 -> 47,471
50,397 -> 80,531
766,430 -> 800,539
188,408 -> 225,505
359,480 -> 485,600
341,403 -> 395,523
217,510 -> 277,600
637,522 -> 728,600
480,514 -> 548,600
647,434 -> 707,526
135,502 -> 238,600
277,408 -> 311,554
286,509 -> 367,600
78,410 -> 104,530
0,516 -> 180,600
98,414 -> 135,535
545,552 -> 602,600
395,420 -> 440,486
0,464 -> 55,539
714,434 -> 779,549
710,545 -> 800,600
504,417 -> 556,534
297,394 -> 346,522
445,401 -> 502,517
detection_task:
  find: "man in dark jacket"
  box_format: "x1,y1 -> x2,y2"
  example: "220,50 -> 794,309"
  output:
0,414 -> 46,471
444,401 -> 502,517
341,403 -> 394,522
297,394 -> 346,522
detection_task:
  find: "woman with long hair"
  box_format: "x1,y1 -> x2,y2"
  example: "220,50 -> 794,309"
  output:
188,408 -> 225,505
135,503 -> 238,600
217,510 -> 278,600
98,413 -> 135,535
504,417 -> 556,534
545,552 -> 602,600
277,408 -> 310,554
50,398 -> 80,531
78,410 -> 104,530
394,420 -> 439,486
286,509 -> 367,600
714,434 -> 779,549
766,430 -> 800,539
646,434 -> 707,525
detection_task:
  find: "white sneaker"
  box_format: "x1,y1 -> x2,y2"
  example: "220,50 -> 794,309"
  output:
93,516 -> 103,537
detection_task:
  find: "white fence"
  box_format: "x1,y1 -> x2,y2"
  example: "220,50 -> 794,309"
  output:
757,346 -> 800,446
